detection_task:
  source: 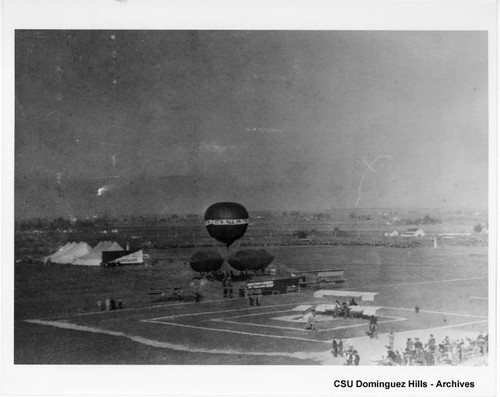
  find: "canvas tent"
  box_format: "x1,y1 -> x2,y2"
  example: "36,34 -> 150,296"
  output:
43,242 -> 77,264
73,241 -> 124,266
50,242 -> 92,264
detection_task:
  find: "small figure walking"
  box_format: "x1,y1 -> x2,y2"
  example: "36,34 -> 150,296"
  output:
387,331 -> 395,350
305,310 -> 317,331
345,350 -> 353,365
353,350 -> 360,366
368,316 -> 378,339
338,338 -> 344,357
332,338 -> 338,357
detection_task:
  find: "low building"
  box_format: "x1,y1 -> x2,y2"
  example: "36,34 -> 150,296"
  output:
401,228 -> 425,237
384,230 -> 399,237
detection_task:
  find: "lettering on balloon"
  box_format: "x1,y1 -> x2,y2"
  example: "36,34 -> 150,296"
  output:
204,219 -> 249,226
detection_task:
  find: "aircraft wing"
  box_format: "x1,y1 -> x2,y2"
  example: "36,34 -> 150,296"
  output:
313,290 -> 378,301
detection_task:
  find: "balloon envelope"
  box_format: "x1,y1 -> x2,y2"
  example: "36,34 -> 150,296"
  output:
190,250 -> 224,273
204,202 -> 249,247
228,249 -> 274,271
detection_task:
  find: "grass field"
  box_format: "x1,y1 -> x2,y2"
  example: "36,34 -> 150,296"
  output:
14,240 -> 488,365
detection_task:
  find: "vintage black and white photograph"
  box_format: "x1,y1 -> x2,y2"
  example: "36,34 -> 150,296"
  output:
13,28 -> 490,366
3,1 -> 497,395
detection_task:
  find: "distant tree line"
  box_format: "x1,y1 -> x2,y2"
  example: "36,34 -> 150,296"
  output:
15,216 -> 112,231
282,211 -> 331,220
395,214 -> 442,226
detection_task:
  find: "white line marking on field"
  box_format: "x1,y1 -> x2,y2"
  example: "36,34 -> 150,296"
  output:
409,319 -> 488,332
143,319 -> 330,344
375,320 -> 488,341
214,315 -> 406,333
381,306 -> 488,319
74,297 -> 234,317
367,276 -> 486,288
36,297 -> 239,321
211,319 -> 303,332
469,296 -> 488,300
217,309 -> 296,320
24,319 -> 327,361
148,302 -> 317,321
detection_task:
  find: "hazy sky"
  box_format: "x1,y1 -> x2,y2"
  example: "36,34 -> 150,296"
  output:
15,30 -> 488,216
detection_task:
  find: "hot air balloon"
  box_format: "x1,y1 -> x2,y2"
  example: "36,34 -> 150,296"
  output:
189,250 -> 224,273
228,249 -> 274,272
204,202 -> 249,247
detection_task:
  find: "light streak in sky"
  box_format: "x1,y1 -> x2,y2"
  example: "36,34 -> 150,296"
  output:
97,185 -> 113,196
355,155 -> 390,208
45,108 -> 61,118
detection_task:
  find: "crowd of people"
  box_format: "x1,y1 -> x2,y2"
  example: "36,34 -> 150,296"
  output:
211,270 -> 251,282
379,332 -> 488,366
331,337 -> 360,365
97,297 -> 123,311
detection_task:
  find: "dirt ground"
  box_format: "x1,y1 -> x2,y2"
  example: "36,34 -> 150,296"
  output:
14,244 -> 488,365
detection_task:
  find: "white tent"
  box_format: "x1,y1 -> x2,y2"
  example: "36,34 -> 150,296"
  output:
51,242 -> 92,264
73,241 -> 124,266
43,242 -> 76,264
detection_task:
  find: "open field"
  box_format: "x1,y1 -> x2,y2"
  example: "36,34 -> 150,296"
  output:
14,236 -> 488,365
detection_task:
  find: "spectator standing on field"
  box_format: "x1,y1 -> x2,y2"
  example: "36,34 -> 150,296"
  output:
344,338 -> 353,355
353,350 -> 360,365
345,350 -> 353,365
406,338 -> 414,352
428,334 -> 436,351
332,338 -> 338,357
338,338 -> 344,356
305,310 -> 317,331
387,331 -> 395,350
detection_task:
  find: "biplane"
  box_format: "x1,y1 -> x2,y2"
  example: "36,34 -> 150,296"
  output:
311,290 -> 380,319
